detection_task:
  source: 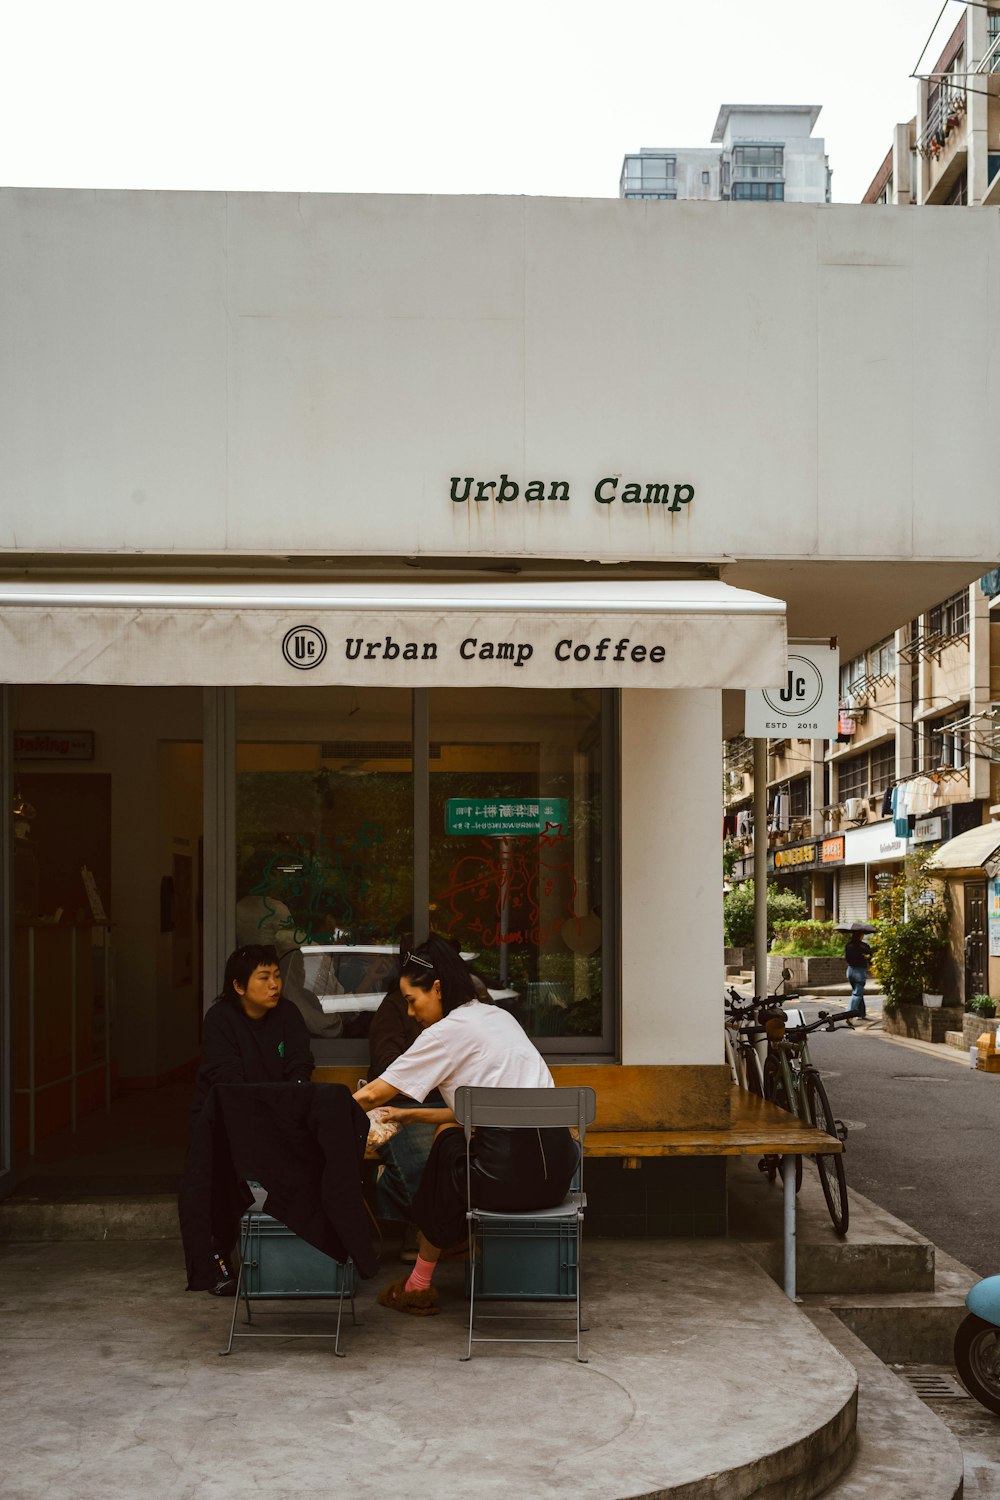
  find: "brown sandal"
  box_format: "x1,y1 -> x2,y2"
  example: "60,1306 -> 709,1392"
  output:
377,1275 -> 440,1316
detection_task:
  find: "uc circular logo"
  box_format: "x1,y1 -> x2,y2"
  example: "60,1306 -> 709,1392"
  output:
282,625 -> 327,671
762,654 -> 823,716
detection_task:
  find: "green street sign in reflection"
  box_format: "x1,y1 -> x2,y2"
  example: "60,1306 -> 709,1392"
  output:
445,797 -> 569,837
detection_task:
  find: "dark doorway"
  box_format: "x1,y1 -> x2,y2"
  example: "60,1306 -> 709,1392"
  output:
964,880 -> 988,1002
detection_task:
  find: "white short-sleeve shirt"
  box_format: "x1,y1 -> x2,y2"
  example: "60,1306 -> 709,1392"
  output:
378,1001 -> 553,1113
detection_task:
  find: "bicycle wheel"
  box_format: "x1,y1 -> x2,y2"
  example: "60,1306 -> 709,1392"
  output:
741,1044 -> 764,1096
804,1069 -> 849,1237
761,1054 -> 803,1191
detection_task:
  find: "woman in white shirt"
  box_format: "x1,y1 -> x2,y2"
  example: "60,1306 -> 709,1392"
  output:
353,934 -> 578,1317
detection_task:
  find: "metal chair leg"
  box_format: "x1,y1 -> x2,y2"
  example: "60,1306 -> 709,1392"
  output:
461,1219 -> 476,1361
333,1272 -> 347,1358
575,1219 -> 587,1363
220,1258 -> 245,1356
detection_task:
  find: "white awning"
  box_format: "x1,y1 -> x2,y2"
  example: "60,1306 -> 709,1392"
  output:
0,579 -> 786,690
925,823 -> 1000,876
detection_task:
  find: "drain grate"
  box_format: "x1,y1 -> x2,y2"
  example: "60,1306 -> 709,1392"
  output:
900,1368 -> 971,1400
889,1075 -> 955,1082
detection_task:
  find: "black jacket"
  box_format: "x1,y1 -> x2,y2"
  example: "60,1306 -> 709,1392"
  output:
190,997 -> 314,1121
179,1082 -> 377,1289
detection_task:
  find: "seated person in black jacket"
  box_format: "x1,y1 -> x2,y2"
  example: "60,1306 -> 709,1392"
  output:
186,943 -> 315,1292
191,943 -> 315,1121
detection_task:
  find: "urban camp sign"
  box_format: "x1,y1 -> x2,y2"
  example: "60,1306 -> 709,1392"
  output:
744,641 -> 839,740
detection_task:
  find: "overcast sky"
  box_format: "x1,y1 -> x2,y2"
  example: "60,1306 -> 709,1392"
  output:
0,0 -> 969,204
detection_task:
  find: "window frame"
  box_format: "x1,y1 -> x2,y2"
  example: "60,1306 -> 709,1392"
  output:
225,686 -> 621,1067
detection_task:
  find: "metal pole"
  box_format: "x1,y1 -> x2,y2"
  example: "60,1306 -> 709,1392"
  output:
104,931 -> 112,1115
70,927 -> 77,1133
753,738 -> 768,1000
27,927 -> 35,1156
411,689 -> 429,940
783,1159 -> 797,1300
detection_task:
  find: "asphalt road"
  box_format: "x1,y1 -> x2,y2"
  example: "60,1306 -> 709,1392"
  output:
799,1002 -> 1000,1277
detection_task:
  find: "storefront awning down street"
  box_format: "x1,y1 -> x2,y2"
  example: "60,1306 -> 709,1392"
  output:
925,823 -> 1000,877
0,580 -> 786,690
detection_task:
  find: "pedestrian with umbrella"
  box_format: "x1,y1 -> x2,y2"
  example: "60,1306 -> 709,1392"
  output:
841,921 -> 874,1018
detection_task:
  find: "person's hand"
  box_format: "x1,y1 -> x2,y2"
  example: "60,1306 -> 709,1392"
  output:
378,1106 -> 410,1126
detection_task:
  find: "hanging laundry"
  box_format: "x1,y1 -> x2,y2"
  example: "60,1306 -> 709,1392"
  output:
736,810 -> 752,840
881,784 -> 894,819
891,784 -> 910,840
775,792 -> 790,832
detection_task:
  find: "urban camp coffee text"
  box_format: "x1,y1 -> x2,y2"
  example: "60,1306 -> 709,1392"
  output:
344,636 -> 668,666
450,475 -> 695,510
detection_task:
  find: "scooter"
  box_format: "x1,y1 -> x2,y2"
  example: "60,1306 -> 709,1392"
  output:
954,1278 -> 1000,1413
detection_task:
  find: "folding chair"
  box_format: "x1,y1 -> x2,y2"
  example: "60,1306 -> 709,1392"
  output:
220,1210 -> 357,1358
454,1084 -> 597,1363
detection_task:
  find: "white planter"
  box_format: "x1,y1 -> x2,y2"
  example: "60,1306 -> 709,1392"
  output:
922,993 -> 943,1008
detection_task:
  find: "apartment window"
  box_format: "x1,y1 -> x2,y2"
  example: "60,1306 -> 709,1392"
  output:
928,590 -> 970,639
625,192 -> 676,200
701,170 -> 710,185
945,173 -> 968,206
838,753 -> 869,802
870,742 -> 895,796
732,144 -> 784,178
789,776 -> 811,818
732,181 -> 785,201
926,707 -> 969,770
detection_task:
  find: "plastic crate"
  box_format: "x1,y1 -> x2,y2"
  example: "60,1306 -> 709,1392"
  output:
468,1217 -> 578,1301
239,1213 -> 357,1299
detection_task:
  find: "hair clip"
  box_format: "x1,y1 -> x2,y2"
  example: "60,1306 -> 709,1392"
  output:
403,949 -> 434,970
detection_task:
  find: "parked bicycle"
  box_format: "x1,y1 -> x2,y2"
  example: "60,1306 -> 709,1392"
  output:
724,974 -> 801,1098
760,1006 -> 854,1237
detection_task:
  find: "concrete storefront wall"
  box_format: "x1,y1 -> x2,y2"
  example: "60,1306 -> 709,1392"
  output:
620,688 -> 721,1066
1,191 -> 998,568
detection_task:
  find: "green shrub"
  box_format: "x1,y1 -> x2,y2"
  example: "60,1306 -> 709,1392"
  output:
723,881 -> 807,949
771,920 -> 843,957
869,852 -> 949,1013
969,993 -> 997,1017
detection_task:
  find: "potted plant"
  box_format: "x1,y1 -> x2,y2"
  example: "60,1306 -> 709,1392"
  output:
869,852 -> 949,1014
970,994 -> 997,1020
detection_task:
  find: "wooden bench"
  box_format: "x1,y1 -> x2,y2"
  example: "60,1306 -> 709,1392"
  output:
584,1087 -> 842,1299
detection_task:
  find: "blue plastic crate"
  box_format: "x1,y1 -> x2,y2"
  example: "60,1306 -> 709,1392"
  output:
468,1217 -> 578,1301
239,1213 -> 356,1299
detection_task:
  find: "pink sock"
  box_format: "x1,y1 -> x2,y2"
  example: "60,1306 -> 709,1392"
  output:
406,1254 -> 437,1293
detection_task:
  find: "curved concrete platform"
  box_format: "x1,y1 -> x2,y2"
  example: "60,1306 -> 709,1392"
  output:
0,1238 -> 857,1500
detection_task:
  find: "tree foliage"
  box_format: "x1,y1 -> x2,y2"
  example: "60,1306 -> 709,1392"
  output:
723,880 -> 807,949
869,852 -> 949,1012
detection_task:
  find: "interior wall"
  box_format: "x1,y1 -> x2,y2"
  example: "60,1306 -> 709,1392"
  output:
12,686 -> 202,1084
620,689 -> 722,1065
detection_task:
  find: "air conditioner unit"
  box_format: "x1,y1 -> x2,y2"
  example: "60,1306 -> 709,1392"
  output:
843,797 -> 868,824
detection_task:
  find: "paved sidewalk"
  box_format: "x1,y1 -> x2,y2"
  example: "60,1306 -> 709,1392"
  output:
0,1238 -> 857,1500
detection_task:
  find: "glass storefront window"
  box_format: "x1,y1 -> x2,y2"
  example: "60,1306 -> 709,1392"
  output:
235,687 -> 413,1045
428,687 -> 608,1049
233,686 -> 615,1060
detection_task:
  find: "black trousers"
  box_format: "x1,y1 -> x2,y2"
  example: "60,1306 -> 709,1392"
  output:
411,1125 -> 578,1249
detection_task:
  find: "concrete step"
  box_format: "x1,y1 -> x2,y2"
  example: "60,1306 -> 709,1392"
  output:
728,1156 -> 936,1295
806,1309 -> 963,1499
0,1193 -> 179,1241
803,1248 -> 978,1368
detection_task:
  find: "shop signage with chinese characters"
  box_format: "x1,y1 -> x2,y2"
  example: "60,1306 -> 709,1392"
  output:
774,844 -> 816,869
821,836 -> 845,864
445,797 -> 569,838
912,815 -> 943,845
744,641 -> 839,739
989,877 -> 1000,959
14,730 -> 94,761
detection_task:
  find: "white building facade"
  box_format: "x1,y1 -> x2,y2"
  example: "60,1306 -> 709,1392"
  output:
0,191 -> 997,1224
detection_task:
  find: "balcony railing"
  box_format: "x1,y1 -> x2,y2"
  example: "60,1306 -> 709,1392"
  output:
917,84 -> 967,160
974,31 -> 1000,74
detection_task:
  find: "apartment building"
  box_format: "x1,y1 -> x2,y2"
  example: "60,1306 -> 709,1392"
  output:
620,103 -> 832,202
863,4 -> 1000,206
724,579 -> 1000,999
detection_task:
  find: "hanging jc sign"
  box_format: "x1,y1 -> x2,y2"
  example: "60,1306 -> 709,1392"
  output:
744,641 -> 839,740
